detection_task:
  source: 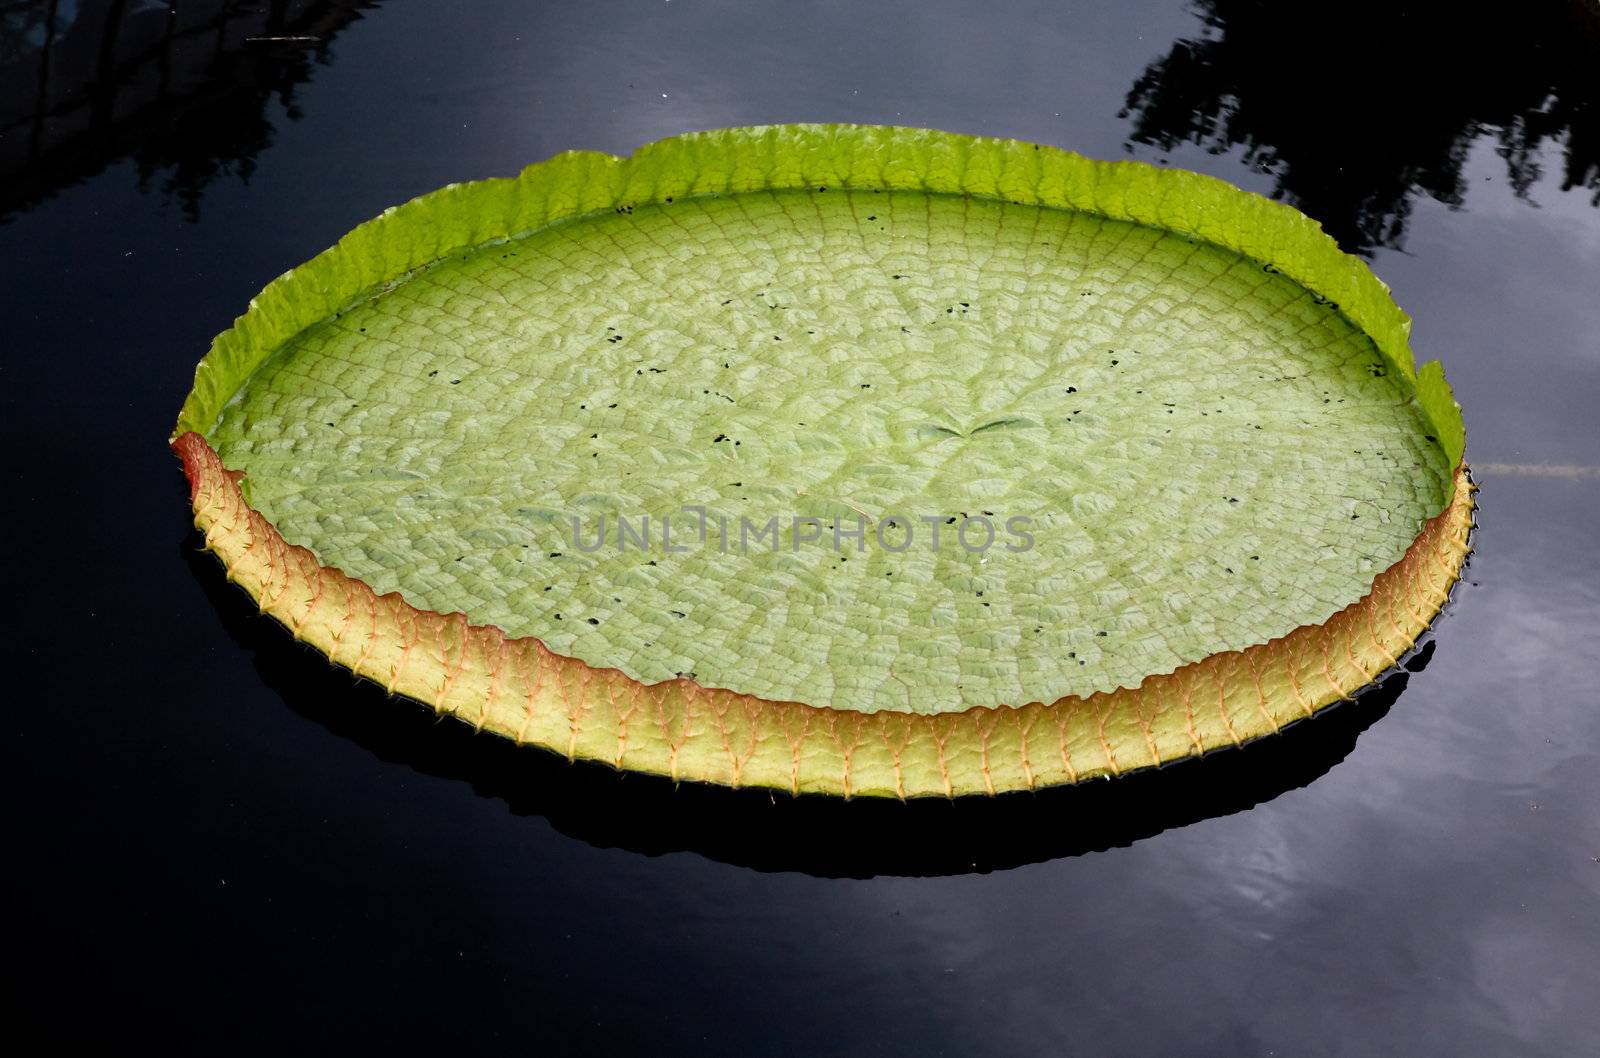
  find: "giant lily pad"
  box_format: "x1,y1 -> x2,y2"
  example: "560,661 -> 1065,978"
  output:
172,124 -> 1473,797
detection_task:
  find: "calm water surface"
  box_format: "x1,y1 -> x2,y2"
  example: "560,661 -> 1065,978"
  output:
4,2 -> 1597,1053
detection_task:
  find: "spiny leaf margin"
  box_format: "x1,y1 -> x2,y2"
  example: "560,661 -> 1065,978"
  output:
177,433 -> 1473,797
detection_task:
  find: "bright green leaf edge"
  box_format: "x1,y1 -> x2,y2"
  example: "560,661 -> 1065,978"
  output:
173,123 -> 1465,480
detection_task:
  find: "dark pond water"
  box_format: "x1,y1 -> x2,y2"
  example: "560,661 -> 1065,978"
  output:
5,1 -> 1597,1053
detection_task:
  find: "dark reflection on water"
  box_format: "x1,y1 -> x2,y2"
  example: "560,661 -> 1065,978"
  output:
188,536 -> 1438,878
1121,0 -> 1600,253
0,0 -> 378,221
9,0 -> 1596,247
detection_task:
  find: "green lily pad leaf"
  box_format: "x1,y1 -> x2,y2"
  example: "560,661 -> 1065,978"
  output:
173,125 -> 1472,797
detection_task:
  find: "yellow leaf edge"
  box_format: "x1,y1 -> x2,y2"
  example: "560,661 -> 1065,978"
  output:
176,434 -> 1473,798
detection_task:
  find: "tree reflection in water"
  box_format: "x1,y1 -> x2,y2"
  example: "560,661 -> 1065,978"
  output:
1121,0 -> 1599,253
0,0 -> 379,222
